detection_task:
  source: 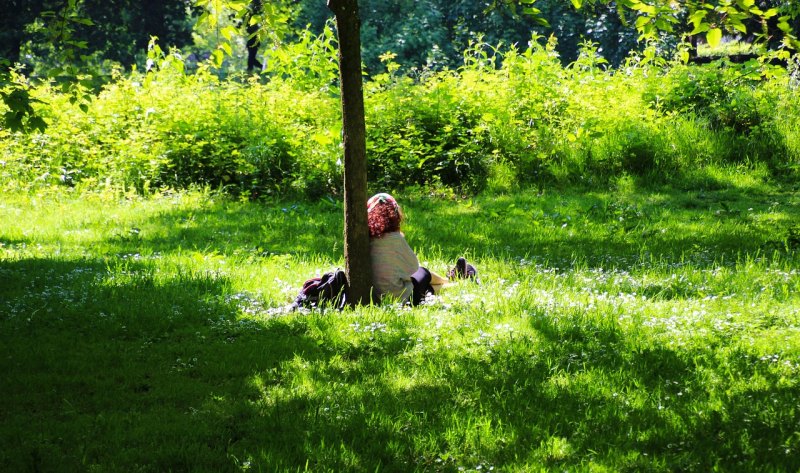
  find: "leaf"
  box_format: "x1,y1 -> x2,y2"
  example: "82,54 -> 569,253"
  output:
221,25 -> 236,41
571,0 -> 582,8
71,17 -> 94,26
523,7 -> 543,16
211,49 -> 224,68
689,23 -> 710,35
311,132 -> 334,146
28,116 -> 47,132
632,2 -> 656,15
689,9 -> 708,28
706,28 -> 722,48
655,18 -> 674,32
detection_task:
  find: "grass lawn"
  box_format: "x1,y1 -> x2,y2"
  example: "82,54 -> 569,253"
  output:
2,176 -> 800,472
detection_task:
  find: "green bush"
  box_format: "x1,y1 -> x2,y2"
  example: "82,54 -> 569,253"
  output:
1,35 -> 799,197
643,59 -> 793,169
366,73 -> 493,192
1,64 -> 343,198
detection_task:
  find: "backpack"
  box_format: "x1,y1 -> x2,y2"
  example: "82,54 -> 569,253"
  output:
292,269 -> 348,310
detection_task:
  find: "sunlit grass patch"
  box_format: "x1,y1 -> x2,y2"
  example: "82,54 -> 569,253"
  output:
2,183 -> 800,472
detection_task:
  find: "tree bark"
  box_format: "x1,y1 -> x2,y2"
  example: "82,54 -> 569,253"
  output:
327,0 -> 373,305
246,0 -> 263,72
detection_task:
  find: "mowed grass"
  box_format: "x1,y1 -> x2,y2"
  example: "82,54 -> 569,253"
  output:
2,174 -> 800,472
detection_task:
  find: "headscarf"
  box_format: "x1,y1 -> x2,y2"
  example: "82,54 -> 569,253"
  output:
367,193 -> 399,213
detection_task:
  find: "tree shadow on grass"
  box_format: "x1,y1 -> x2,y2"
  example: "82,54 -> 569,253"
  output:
3,256 -> 799,471
399,316 -> 800,472
216,321 -> 800,472
0,257 -> 331,472
112,200 -> 344,261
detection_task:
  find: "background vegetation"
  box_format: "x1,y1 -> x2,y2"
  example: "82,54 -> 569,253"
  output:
3,32 -> 800,199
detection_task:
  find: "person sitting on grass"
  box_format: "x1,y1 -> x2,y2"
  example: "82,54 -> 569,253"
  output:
368,192 -> 469,305
288,193 -> 476,310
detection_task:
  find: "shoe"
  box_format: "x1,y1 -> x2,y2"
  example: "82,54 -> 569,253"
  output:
448,257 -> 477,280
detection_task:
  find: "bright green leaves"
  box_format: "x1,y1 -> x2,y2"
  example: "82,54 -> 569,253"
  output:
706,28 -> 723,48
220,25 -> 239,42
630,1 -> 656,16
570,0 -> 798,54
193,0 -> 244,69
689,10 -> 709,35
682,1 -> 800,51
193,0 -> 298,71
625,0 -> 680,40
211,49 -> 226,69
507,0 -> 551,26
1,0 -> 98,134
144,37 -> 185,78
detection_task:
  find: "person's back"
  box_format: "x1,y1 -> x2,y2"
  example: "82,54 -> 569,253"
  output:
370,230 -> 419,302
368,193 -> 434,304
366,192 -> 472,305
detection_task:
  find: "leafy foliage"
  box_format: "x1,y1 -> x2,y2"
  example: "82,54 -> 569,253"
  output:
2,33 -> 800,197
294,0 -> 641,73
7,0 -> 194,72
365,63 -> 494,192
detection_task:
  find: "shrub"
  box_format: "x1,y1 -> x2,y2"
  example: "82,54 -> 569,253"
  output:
644,59 -> 791,168
366,73 -> 493,193
1,64 -> 342,198
1,35 -> 799,196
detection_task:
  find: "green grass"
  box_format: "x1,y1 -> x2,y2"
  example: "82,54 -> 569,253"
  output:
2,175 -> 800,472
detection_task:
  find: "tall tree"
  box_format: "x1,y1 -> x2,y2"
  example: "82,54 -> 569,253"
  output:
327,0 -> 373,305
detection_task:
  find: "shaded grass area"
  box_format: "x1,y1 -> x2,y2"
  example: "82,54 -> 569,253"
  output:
1,179 -> 800,472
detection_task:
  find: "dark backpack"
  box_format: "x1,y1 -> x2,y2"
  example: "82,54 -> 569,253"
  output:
292,269 -> 348,310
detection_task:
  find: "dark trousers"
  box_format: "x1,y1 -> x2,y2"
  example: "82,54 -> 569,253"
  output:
410,266 -> 434,305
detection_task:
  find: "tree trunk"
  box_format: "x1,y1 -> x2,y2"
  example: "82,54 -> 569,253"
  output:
246,0 -> 263,72
327,0 -> 373,305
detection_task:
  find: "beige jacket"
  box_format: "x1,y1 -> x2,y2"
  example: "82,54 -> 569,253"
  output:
370,232 -> 419,302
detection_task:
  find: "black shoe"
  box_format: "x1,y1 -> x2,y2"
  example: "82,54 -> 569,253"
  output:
449,257 -> 477,280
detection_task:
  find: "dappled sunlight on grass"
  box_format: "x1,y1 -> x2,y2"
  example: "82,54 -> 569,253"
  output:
2,183 -> 800,471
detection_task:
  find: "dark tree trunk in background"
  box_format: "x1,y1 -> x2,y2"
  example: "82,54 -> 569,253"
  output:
246,0 -> 263,72
246,22 -> 263,72
327,0 -> 373,305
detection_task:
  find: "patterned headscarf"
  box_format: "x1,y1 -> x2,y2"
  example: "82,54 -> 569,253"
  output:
367,193 -> 399,213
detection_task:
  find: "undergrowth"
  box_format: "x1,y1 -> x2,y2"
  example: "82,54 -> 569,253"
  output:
2,34 -> 800,198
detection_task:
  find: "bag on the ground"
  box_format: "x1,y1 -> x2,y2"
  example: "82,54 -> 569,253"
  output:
293,269 -> 348,309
